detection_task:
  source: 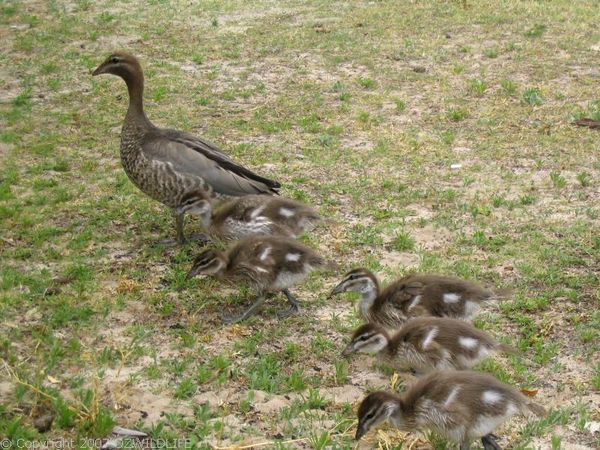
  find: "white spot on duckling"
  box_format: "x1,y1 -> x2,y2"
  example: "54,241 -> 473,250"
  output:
259,247 -> 272,261
482,390 -> 503,405
285,253 -> 302,262
422,327 -> 438,349
443,293 -> 461,303
407,295 -> 422,310
279,207 -> 295,218
458,336 -> 479,349
255,266 -> 269,273
444,386 -> 461,407
250,205 -> 266,219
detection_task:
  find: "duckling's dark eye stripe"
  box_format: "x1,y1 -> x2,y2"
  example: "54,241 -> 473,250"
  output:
365,408 -> 376,420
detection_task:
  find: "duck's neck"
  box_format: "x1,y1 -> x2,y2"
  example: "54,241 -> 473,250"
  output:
198,212 -> 212,230
389,400 -> 411,429
123,70 -> 151,128
359,283 -> 379,318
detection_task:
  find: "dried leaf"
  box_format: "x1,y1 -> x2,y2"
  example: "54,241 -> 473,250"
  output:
521,388 -> 538,397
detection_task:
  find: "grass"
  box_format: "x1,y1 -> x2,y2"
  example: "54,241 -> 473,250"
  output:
522,87 -> 544,106
1,0 -> 599,448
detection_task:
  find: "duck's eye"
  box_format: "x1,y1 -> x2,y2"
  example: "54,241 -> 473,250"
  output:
359,335 -> 369,341
365,412 -> 375,420
110,56 -> 120,63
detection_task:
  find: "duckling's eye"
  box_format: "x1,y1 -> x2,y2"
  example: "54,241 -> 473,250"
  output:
365,412 -> 375,420
359,335 -> 369,341
110,56 -> 120,63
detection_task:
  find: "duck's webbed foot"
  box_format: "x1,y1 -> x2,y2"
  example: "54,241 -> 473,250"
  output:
277,289 -> 300,319
156,237 -> 182,247
156,213 -> 187,246
221,295 -> 266,324
187,232 -> 210,244
481,434 -> 502,450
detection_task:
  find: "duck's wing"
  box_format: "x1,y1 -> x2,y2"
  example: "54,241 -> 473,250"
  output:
382,281 -> 424,309
142,129 -> 280,196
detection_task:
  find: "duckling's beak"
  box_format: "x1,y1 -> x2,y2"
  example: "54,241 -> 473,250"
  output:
355,423 -> 367,440
186,266 -> 200,280
342,343 -> 356,357
328,282 -> 346,298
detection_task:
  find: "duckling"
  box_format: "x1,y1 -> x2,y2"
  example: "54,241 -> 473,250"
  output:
330,269 -> 506,328
176,190 -> 320,240
355,370 -> 546,449
186,236 -> 323,323
342,319 -> 515,373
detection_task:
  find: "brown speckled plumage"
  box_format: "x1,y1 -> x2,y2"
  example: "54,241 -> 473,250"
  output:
343,319 -> 516,372
120,124 -> 210,208
356,371 -> 545,447
93,52 -> 279,243
178,190 -> 321,240
186,236 -> 324,323
330,269 -> 508,328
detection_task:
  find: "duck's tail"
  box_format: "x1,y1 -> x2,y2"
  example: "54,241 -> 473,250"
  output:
496,342 -> 518,355
484,287 -> 513,303
524,401 -> 547,418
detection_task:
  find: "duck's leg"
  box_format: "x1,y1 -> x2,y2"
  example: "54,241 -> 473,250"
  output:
221,295 -> 266,324
158,212 -> 208,246
175,212 -> 186,244
481,434 -> 502,450
277,289 -> 300,319
156,212 -> 187,246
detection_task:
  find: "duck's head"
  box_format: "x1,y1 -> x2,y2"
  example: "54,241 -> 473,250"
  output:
329,268 -> 378,297
92,52 -> 143,81
187,249 -> 226,279
342,323 -> 389,356
356,391 -> 401,440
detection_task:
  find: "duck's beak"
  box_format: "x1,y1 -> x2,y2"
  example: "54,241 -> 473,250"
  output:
328,281 -> 346,299
355,423 -> 367,440
186,266 -> 200,280
342,343 -> 356,357
92,61 -> 109,76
